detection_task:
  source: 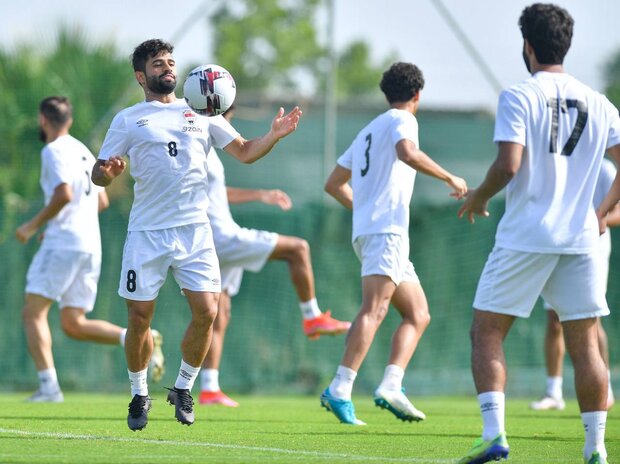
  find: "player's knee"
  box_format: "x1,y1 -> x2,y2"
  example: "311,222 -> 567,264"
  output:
292,237 -> 310,260
60,316 -> 84,339
196,304 -> 219,327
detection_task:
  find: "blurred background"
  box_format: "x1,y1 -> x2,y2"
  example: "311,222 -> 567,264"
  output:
1,0 -> 619,398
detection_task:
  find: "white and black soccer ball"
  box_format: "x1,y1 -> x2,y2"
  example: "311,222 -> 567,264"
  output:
183,64 -> 236,116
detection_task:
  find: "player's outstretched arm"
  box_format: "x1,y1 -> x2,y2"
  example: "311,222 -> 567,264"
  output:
324,165 -> 353,210
458,141 -> 523,223
224,106 -> 302,164
91,157 -> 127,187
396,139 -> 467,199
15,183 -> 72,243
227,187 -> 292,210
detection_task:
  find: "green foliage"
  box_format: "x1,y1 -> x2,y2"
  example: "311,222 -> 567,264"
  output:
209,0 -> 395,99
336,41 -> 397,99
605,49 -> 620,108
211,0 -> 325,94
0,25 -> 133,200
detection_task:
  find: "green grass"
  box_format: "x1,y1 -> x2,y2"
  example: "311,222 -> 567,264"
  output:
0,393 -> 617,463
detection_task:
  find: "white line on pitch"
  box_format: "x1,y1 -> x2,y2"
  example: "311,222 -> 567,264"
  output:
0,427 -> 453,463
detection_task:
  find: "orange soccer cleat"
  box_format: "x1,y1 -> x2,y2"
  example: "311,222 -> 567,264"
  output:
303,311 -> 351,340
199,390 -> 239,407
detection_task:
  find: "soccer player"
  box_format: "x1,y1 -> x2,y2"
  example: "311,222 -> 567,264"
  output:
91,39 -> 301,431
457,4 -> 620,463
531,158 -> 619,412
199,107 -> 350,407
16,96 -> 164,403
322,62 -> 467,425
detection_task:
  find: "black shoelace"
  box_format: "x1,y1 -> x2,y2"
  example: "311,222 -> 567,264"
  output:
128,395 -> 148,417
176,390 -> 194,413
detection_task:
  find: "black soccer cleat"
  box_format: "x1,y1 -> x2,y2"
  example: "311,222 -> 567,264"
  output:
127,394 -> 152,431
166,387 -> 195,426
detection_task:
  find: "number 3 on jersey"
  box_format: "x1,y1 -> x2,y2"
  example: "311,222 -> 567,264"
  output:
361,133 -> 372,177
547,97 -> 588,156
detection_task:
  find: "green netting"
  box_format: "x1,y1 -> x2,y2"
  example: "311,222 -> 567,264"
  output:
1,108 -> 617,398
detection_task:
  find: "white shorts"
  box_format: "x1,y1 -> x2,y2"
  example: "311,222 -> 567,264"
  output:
475,246 -> 609,322
119,223 -> 220,301
216,227 -> 278,297
542,232 -> 611,310
26,248 -> 100,312
353,233 -> 419,286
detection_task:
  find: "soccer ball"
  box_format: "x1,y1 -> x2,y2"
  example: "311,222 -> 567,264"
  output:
183,64 -> 236,116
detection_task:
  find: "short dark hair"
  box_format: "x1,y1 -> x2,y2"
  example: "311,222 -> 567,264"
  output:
379,62 -> 425,104
519,3 -> 573,65
131,39 -> 174,72
39,96 -> 72,128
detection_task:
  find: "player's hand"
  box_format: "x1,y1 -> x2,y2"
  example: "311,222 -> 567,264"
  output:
457,189 -> 490,224
270,106 -> 302,140
446,175 -> 468,200
94,156 -> 126,185
15,221 -> 37,243
261,189 -> 292,211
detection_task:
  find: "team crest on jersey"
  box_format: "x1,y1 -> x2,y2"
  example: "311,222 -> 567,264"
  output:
136,119 -> 149,127
183,110 -> 197,125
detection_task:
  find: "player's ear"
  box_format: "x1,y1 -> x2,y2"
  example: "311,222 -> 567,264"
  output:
135,70 -> 146,87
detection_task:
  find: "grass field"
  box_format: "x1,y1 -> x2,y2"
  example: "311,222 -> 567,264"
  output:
0,393 -> 616,463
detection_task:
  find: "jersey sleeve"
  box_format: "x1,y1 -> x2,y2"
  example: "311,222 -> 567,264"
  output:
391,112 -> 418,147
337,144 -> 353,170
494,88 -> 527,145
98,112 -> 129,161
208,115 -> 240,149
41,145 -> 72,189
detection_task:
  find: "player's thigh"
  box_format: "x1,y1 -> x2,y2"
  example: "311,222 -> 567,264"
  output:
474,247 -> 558,317
183,289 -> 219,321
119,230 -> 173,301
26,249 -> 86,303
542,253 -> 609,321
360,274 -> 397,317
217,227 -> 277,272
172,224 -> 221,294
391,280 -> 429,321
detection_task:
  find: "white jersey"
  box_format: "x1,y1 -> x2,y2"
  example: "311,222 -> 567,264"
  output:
39,134 -> 103,254
98,99 -> 239,231
206,148 -> 241,242
337,108 -> 418,241
494,71 -> 620,253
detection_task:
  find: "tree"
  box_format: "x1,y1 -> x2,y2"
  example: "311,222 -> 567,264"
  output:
210,0 -> 325,97
0,26 -> 133,201
336,41 -> 397,100
209,0 -> 396,100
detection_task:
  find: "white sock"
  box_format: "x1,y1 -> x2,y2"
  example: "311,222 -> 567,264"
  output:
546,376 -> 563,399
378,364 -> 404,391
201,368 -> 220,392
38,368 -> 60,395
119,328 -> 127,347
328,365 -> 357,400
299,298 -> 322,320
607,370 -> 614,402
582,411 -> 607,460
478,391 -> 505,441
128,368 -> 148,397
175,359 -> 201,391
